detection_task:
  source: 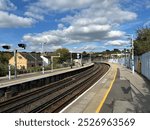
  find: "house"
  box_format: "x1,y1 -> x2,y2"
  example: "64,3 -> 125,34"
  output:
9,52 -> 43,69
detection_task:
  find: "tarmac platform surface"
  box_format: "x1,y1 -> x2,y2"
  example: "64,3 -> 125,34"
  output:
101,64 -> 150,113
61,63 -> 150,113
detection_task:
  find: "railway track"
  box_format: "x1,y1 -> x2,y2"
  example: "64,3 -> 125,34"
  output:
0,63 -> 109,113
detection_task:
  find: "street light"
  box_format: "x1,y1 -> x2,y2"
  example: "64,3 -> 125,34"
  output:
2,43 -> 26,79
81,52 -> 83,66
77,53 -> 83,66
18,43 -> 26,49
2,45 -> 11,50
40,42 -> 46,74
124,49 -> 127,67
1,45 -> 11,80
126,34 -> 134,74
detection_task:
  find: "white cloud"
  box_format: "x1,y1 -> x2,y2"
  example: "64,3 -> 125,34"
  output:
29,0 -> 99,11
23,31 -> 68,45
24,11 -> 44,20
23,0 -> 137,51
107,31 -> 125,38
28,43 -> 62,52
76,44 -> 97,52
24,5 -> 45,20
24,0 -> 95,20
0,11 -> 35,28
57,24 -> 65,30
69,44 -> 106,53
105,40 -> 129,46
0,0 -> 16,11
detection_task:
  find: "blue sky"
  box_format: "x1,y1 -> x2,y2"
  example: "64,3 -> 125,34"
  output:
0,0 -> 150,52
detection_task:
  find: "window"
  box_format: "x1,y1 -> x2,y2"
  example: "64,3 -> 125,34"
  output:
18,56 -> 22,59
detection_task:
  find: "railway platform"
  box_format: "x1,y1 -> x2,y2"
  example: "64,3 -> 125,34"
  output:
101,64 -> 150,113
60,63 -> 117,113
0,63 -> 94,98
0,63 -> 93,89
61,63 -> 150,113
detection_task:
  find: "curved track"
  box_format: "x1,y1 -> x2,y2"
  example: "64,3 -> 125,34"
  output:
0,63 -> 109,113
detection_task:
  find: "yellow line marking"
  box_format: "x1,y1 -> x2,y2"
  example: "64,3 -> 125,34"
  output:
95,66 -> 117,113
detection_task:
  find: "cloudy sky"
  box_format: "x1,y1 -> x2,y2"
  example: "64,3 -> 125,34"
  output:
0,0 -> 150,52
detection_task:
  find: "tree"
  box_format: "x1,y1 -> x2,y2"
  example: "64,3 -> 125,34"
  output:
0,52 -> 12,64
113,49 -> 121,53
55,48 -> 70,63
134,27 -> 150,55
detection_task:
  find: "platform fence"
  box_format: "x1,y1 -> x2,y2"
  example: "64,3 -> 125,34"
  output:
107,52 -> 150,80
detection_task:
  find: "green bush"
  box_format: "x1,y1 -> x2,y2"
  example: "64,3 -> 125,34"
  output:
0,64 -> 8,76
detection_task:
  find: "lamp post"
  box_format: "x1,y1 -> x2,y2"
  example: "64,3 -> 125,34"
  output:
125,49 -> 127,67
8,64 -> 11,80
77,53 -> 83,66
81,52 -> 83,66
2,45 -> 11,80
41,42 -> 46,74
2,43 -> 26,79
126,34 -> 134,74
131,35 -> 134,74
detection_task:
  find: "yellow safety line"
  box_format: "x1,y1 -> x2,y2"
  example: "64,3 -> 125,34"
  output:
95,66 -> 117,113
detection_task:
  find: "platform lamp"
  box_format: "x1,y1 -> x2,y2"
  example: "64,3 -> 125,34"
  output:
15,43 -> 26,78
2,43 -> 26,79
125,34 -> 134,74
18,43 -> 26,49
2,45 -> 11,80
40,42 -> 46,74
